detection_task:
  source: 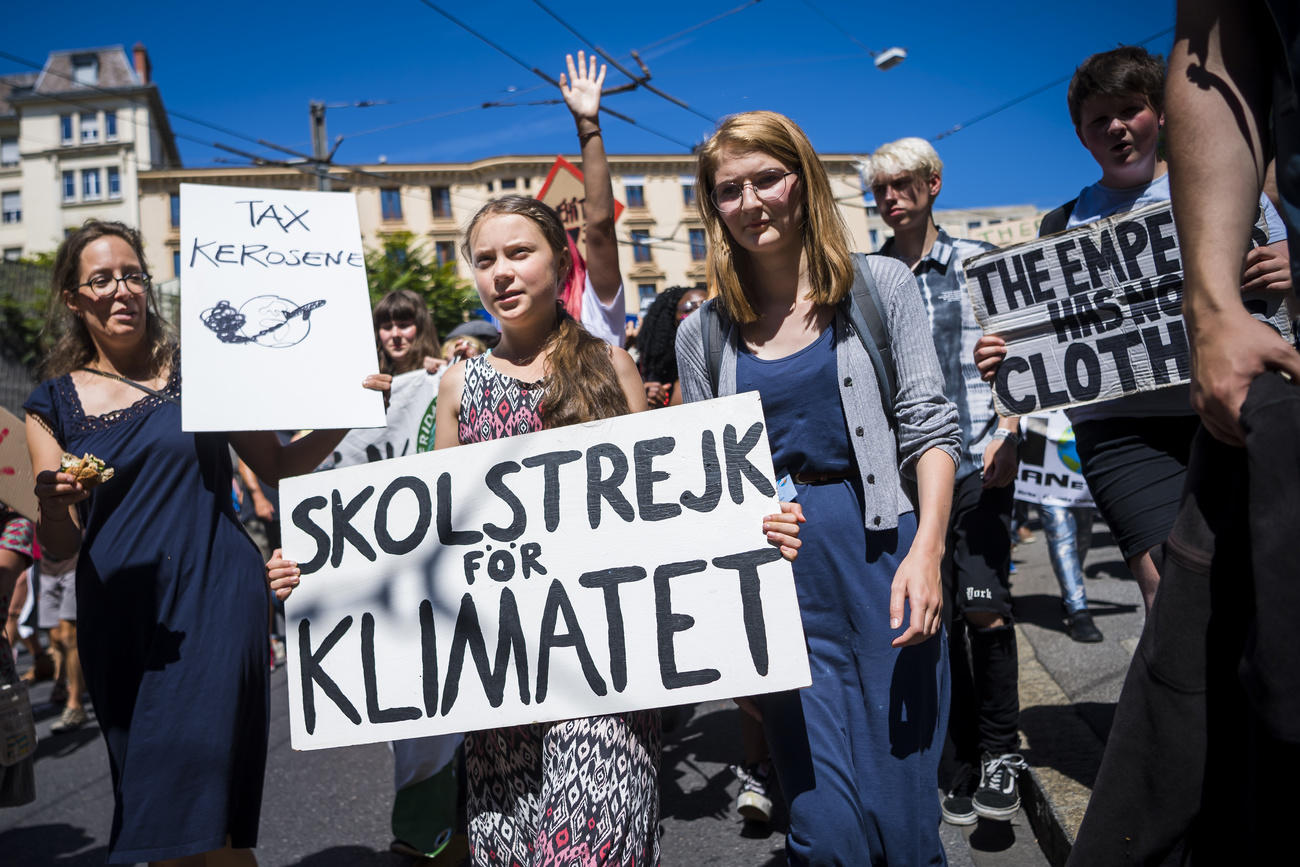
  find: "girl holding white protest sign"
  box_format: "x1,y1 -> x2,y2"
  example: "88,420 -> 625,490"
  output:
269,191 -> 803,866
24,220 -> 387,865
676,111 -> 961,864
372,288 -> 462,860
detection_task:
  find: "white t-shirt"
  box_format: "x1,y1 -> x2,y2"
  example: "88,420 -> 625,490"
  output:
1064,173 -> 1289,423
580,272 -> 626,348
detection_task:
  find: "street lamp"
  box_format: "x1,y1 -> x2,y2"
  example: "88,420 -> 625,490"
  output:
873,47 -> 907,71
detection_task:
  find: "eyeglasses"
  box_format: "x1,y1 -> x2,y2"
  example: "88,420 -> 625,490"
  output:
677,299 -> 704,318
77,272 -> 151,297
710,170 -> 799,213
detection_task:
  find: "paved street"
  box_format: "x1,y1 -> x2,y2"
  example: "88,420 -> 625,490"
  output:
1,672 -> 1044,865
1,513 -> 1140,866
1005,514 -> 1145,864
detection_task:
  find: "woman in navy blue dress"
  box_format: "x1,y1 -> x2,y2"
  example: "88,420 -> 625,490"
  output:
24,220 -> 385,865
677,112 -> 961,864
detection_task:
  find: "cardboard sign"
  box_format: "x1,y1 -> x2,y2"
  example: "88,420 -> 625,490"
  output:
279,393 -> 810,750
0,408 -> 37,520
319,368 -> 442,471
965,215 -> 1042,248
1014,412 -> 1093,508
965,201 -> 1289,415
179,183 -> 386,432
536,156 -> 625,254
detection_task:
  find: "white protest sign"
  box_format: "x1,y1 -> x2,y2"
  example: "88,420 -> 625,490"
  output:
0,407 -> 38,520
319,368 -> 442,471
1014,412 -> 1093,508
279,393 -> 810,750
179,183 -> 386,432
965,201 -> 1290,416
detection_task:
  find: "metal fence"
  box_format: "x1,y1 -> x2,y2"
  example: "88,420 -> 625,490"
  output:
0,261 -> 50,415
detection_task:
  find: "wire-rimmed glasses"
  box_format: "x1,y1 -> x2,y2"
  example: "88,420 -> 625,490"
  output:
710,170 -> 799,213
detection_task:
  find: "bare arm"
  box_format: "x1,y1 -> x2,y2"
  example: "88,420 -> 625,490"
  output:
982,416 -> 1021,489
561,51 -> 622,305
1169,0 -> 1300,444
26,413 -> 84,560
609,347 -> 647,415
890,446 -> 955,648
229,374 -> 390,484
433,361 -> 466,451
229,429 -> 346,487
236,456 -> 276,520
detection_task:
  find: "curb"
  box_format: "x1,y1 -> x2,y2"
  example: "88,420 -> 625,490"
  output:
1020,764 -> 1073,867
1014,623 -> 1109,867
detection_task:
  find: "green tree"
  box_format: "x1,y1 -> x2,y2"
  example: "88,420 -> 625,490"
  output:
364,232 -> 481,340
0,258 -> 53,371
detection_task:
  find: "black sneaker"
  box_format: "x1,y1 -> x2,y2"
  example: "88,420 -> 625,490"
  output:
733,762 -> 774,824
1065,610 -> 1103,643
940,762 -> 979,825
973,752 -> 1028,820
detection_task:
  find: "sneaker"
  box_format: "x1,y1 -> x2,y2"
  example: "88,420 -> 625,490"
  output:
733,762 -> 774,824
940,762 -> 979,825
973,752 -> 1028,820
1016,525 -> 1036,545
50,705 -> 88,734
1065,610 -> 1103,643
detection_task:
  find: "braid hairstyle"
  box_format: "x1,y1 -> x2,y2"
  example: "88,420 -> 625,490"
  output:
636,286 -> 691,384
461,195 -> 629,428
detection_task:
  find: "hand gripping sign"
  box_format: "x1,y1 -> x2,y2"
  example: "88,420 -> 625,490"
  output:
279,393 -> 811,750
964,201 -> 1291,416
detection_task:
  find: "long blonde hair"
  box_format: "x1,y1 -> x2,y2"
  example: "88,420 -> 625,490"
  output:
462,196 -> 629,427
695,111 -> 855,323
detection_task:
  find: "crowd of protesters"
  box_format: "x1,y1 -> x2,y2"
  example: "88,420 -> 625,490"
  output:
4,4 -> 1300,863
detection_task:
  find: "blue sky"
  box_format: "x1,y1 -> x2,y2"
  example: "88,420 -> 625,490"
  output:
4,0 -> 1175,211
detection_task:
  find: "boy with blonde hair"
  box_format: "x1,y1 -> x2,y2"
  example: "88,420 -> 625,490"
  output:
866,137 -> 1027,826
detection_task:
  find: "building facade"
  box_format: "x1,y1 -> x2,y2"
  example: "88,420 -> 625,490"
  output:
138,153 -> 877,311
139,157 -> 1042,311
860,203 -> 1043,253
0,44 -> 180,262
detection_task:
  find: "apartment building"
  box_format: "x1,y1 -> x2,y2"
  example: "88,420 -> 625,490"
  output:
139,157 -> 1043,313
0,44 -> 179,262
138,153 -> 874,311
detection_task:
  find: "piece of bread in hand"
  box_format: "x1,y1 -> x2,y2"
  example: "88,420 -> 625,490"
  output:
59,452 -> 115,489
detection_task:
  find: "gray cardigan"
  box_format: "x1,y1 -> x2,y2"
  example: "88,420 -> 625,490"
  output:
675,255 -> 961,531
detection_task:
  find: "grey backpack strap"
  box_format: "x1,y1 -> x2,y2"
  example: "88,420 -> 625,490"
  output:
701,298 -> 725,398
848,254 -> 897,424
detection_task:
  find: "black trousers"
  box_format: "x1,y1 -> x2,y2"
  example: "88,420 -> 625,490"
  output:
1068,373 -> 1300,865
943,473 -> 1019,761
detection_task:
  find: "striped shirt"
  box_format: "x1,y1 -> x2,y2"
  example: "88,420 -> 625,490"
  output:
882,227 -> 999,481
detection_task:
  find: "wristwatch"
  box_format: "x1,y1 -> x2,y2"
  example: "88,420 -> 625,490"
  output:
991,428 -> 1020,447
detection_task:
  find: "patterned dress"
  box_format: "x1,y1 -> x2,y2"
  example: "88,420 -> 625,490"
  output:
0,508 -> 36,808
457,353 -> 661,867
